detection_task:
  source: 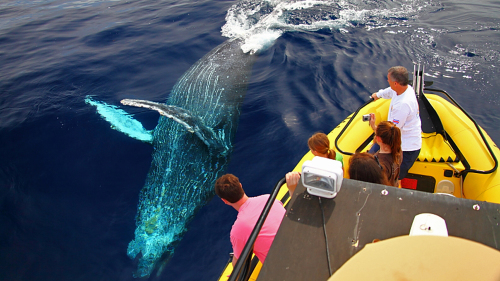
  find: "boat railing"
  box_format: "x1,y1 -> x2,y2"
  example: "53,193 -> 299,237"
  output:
227,176 -> 287,281
424,87 -> 498,176
334,97 -> 374,156
333,87 -> 497,177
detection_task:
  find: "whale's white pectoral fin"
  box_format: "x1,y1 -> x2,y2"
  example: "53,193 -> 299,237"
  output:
121,99 -> 196,134
121,99 -> 229,155
85,96 -> 153,143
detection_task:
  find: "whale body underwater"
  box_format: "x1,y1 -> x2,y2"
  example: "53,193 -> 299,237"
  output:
86,38 -> 257,277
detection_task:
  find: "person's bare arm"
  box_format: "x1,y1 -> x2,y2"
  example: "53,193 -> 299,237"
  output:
285,172 -> 301,198
369,113 -> 377,131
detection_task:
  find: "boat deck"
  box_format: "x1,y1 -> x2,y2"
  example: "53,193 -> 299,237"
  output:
257,179 -> 500,280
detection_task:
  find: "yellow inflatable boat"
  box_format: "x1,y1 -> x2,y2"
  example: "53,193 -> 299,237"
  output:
218,67 -> 500,281
287,67 -> 500,204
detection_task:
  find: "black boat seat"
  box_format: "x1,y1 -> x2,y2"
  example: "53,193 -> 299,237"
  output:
415,83 -> 459,163
417,133 -> 459,163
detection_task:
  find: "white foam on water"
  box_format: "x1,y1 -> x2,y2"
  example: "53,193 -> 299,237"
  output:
222,0 -> 437,54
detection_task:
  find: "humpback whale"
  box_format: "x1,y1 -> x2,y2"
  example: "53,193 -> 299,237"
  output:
86,38 -> 256,277
86,0 -> 414,277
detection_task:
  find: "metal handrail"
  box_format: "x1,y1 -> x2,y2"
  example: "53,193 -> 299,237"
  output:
334,97 -> 374,156
228,176 -> 287,281
424,88 -> 498,176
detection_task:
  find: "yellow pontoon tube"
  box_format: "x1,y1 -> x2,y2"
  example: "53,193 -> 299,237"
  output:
326,88 -> 500,204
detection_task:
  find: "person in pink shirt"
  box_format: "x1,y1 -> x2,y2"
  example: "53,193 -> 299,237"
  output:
215,174 -> 286,266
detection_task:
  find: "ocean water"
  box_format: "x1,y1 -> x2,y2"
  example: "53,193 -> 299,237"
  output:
1,0 -> 499,280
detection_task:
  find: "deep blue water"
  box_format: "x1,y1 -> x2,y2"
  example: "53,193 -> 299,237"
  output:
1,0 -> 500,280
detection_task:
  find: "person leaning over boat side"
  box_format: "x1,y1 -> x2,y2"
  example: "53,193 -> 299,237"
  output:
348,152 -> 390,185
369,66 -> 422,180
285,132 -> 343,197
215,174 -> 286,267
373,121 -> 403,187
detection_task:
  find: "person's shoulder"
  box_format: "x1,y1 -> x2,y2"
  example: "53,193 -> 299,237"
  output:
335,152 -> 344,165
253,194 -> 270,201
394,92 -> 414,111
247,194 -> 271,207
252,194 -> 285,210
377,153 -> 393,166
379,87 -> 396,97
402,86 -> 417,99
377,153 -> 391,161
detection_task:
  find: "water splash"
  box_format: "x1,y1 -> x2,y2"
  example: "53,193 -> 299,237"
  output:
221,0 -> 439,54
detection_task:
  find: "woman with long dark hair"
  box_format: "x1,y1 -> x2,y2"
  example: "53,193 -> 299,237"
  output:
373,121 -> 402,187
348,152 -> 389,185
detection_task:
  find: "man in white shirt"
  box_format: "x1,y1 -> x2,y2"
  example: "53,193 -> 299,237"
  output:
369,66 -> 422,180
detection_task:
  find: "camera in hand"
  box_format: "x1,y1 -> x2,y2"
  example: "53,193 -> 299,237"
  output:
362,114 -> 371,122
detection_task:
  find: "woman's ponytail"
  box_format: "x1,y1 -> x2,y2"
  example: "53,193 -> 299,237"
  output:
376,121 -> 402,164
308,132 -> 336,160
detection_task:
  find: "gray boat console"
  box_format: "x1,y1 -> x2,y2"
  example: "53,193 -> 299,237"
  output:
258,179 -> 500,280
